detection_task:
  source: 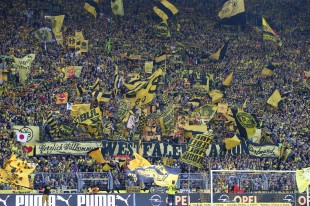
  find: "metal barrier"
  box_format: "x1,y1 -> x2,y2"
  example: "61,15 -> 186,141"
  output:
30,171 -> 297,194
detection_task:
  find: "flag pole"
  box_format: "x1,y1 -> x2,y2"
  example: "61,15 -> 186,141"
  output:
307,186 -> 309,206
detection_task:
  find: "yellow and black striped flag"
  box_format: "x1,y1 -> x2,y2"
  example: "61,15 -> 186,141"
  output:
210,40 -> 229,61
124,69 -> 163,107
47,111 -> 59,137
84,0 -> 100,18
76,84 -> 86,97
153,0 -> 178,22
262,64 -> 275,76
87,147 -> 106,164
91,78 -> 100,92
92,90 -> 115,103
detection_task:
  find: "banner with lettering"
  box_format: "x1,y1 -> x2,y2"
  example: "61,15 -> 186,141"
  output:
248,142 -> 280,157
180,132 -> 213,168
35,140 -> 280,158
13,54 -> 36,69
74,107 -> 102,125
35,141 -> 102,155
0,193 -> 305,206
158,103 -> 175,135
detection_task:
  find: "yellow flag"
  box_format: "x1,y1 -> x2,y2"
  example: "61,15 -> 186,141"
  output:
111,0 -> 124,16
217,103 -> 228,113
222,113 -> 235,123
4,154 -> 17,171
224,135 -> 241,150
55,31 -> 64,47
80,40 -> 89,52
70,104 -> 91,117
124,69 -> 162,107
262,17 -> 278,37
209,90 -> 224,103
222,72 -> 233,86
87,148 -> 105,164
11,172 -> 31,188
128,153 -> 151,171
296,168 -> 310,193
242,98 -> 248,109
0,169 -> 10,184
67,36 -> 76,48
102,163 -> 112,171
267,89 -> 282,108
155,54 -> 167,63
144,61 -> 153,73
62,66 -> 83,81
50,15 -> 65,33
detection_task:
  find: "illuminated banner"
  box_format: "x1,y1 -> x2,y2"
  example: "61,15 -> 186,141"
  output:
35,141 -> 102,155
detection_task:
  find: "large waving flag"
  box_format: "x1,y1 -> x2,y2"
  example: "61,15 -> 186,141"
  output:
262,17 -> 282,46
49,15 -> 65,33
87,147 -> 106,164
153,0 -> 178,22
127,165 -> 180,187
218,0 -> 245,25
128,153 -> 151,171
124,69 -> 163,107
232,109 -> 258,139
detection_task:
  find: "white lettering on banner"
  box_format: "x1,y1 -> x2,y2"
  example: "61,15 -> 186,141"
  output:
77,195 -> 115,206
234,195 -> 257,203
165,195 -> 190,206
16,195 -> 56,206
298,195 -> 310,205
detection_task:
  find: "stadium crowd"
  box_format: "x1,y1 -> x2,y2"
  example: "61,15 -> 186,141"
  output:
0,0 -> 309,193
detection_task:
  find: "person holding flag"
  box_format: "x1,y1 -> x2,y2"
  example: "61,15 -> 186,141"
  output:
166,180 -> 177,206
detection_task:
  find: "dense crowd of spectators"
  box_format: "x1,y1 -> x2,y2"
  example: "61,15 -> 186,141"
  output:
0,0 -> 309,193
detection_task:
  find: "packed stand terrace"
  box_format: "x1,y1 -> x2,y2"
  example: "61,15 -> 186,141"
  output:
0,0 -> 309,192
